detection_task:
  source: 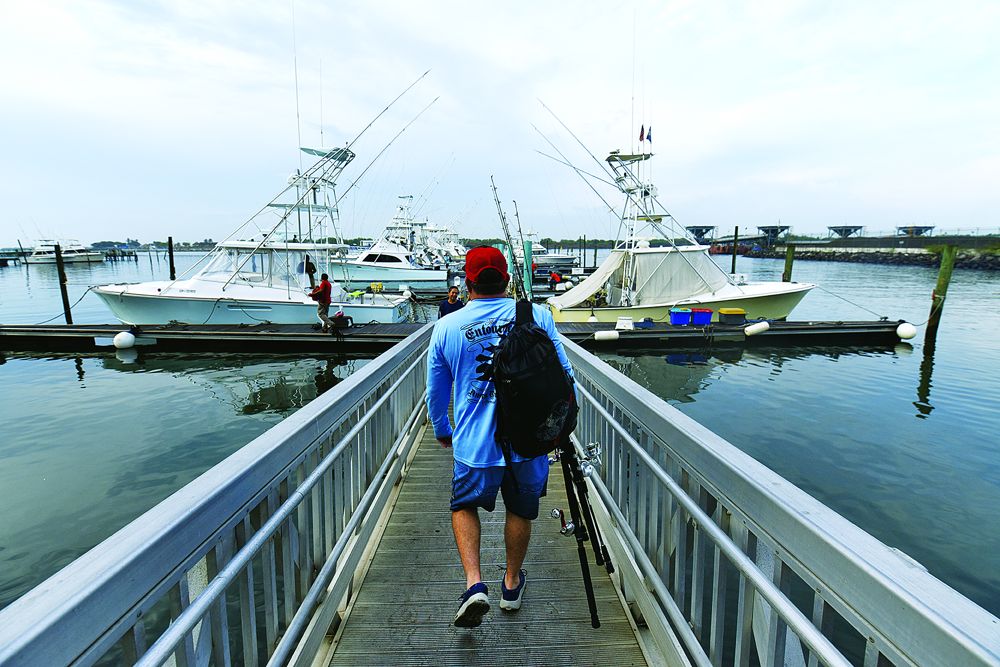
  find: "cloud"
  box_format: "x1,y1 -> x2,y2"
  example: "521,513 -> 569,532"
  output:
0,0 -> 998,246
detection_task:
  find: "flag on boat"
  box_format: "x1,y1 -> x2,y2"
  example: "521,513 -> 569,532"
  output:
647,126 -> 653,143
639,125 -> 645,142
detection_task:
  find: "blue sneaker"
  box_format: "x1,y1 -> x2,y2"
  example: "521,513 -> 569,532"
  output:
500,569 -> 526,611
454,582 -> 490,627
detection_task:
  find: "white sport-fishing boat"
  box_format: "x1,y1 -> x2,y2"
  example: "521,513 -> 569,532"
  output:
25,240 -> 104,264
547,151 -> 814,323
94,147 -> 411,326
329,195 -> 449,294
518,231 -> 577,269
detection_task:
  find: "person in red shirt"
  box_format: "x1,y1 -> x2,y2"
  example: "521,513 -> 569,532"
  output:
309,273 -> 336,332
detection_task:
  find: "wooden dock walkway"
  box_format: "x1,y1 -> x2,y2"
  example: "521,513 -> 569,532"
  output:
323,426 -> 649,666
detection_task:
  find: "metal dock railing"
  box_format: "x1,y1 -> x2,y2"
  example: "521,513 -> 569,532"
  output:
0,323 -> 997,666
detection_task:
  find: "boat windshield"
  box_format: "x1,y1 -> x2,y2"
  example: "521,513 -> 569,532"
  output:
197,248 -> 288,287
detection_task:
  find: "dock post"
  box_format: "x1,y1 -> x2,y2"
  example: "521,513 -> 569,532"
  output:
54,244 -> 74,325
17,240 -> 28,261
731,226 -> 739,274
522,240 -> 533,300
782,244 -> 795,281
593,245 -> 597,268
167,236 -> 176,280
924,245 -> 957,343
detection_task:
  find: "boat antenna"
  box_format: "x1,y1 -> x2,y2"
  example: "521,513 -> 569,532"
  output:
319,58 -> 324,148
490,176 -> 525,300
291,0 -> 303,171
334,96 -> 439,207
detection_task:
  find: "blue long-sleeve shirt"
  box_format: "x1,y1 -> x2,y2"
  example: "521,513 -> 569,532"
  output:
426,297 -> 573,467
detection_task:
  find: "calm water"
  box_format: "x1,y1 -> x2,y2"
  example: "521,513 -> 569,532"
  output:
1,252 -> 998,619
0,253 -> 375,609
598,255 -> 1000,617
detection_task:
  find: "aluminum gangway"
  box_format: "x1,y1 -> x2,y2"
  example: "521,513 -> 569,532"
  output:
0,324 -> 997,666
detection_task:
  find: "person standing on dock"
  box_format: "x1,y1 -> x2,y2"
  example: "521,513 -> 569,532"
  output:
309,273 -> 336,333
438,285 -> 464,318
426,246 -> 572,628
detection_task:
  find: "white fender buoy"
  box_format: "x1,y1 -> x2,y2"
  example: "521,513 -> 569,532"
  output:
594,330 -> 620,341
587,315 -> 599,323
743,321 -> 770,336
113,331 -> 136,349
896,322 -> 917,340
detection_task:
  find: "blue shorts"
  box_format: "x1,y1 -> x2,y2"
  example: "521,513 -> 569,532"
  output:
450,457 -> 550,519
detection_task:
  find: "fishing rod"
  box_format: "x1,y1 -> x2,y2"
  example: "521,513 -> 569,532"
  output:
224,93 -> 439,290
173,71 -> 433,285
489,176 -> 525,300
536,104 -> 734,294
531,124 -> 633,248
333,96 -> 439,209
511,200 -> 533,299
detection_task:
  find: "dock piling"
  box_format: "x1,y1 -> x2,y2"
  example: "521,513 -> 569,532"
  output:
17,240 -> 28,261
731,226 -> 739,274
925,245 -> 957,344
782,245 -> 795,282
54,244 -> 73,325
167,236 -> 176,281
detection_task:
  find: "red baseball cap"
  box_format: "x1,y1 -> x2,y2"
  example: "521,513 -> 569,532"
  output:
463,246 -> 510,283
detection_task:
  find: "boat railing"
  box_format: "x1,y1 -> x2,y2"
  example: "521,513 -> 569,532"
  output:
0,323 -> 433,667
562,336 -> 999,667
1,327 -> 997,666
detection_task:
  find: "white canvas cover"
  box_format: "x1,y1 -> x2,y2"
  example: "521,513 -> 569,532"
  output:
547,250 -> 627,309
631,247 -> 731,305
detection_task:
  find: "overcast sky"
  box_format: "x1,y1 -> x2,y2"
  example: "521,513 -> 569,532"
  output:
1,0 -> 998,247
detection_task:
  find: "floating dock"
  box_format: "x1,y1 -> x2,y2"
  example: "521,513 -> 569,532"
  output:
0,319 -> 906,353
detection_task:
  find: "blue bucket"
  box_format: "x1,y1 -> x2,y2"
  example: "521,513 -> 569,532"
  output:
669,307 -> 692,325
691,308 -> 713,326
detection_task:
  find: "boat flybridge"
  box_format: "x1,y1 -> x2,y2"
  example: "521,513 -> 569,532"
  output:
546,151 -> 814,323
94,147 -> 411,326
26,240 -> 104,264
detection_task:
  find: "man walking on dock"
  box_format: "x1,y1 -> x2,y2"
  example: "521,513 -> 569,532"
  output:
309,273 -> 336,333
426,246 -> 572,628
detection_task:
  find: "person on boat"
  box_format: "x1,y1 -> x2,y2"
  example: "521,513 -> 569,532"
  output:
309,273 -> 336,333
548,271 -> 562,289
426,246 -> 572,628
438,285 -> 464,318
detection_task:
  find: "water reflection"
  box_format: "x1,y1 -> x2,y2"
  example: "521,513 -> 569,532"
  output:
6,351 -> 366,417
915,340 -> 936,418
598,345 -> 902,405
103,351 -> 362,415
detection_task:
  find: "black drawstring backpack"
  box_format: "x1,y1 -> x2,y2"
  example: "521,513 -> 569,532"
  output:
493,300 -> 578,460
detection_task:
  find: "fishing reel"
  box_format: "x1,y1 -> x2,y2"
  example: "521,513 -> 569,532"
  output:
550,508 -> 575,536
580,442 -> 602,478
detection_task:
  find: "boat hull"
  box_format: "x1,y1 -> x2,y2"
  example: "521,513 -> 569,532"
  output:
548,284 -> 814,323
93,288 -> 410,325
328,262 -> 449,295
25,253 -> 105,264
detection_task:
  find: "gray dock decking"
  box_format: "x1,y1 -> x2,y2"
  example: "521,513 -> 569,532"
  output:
324,426 -> 649,666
